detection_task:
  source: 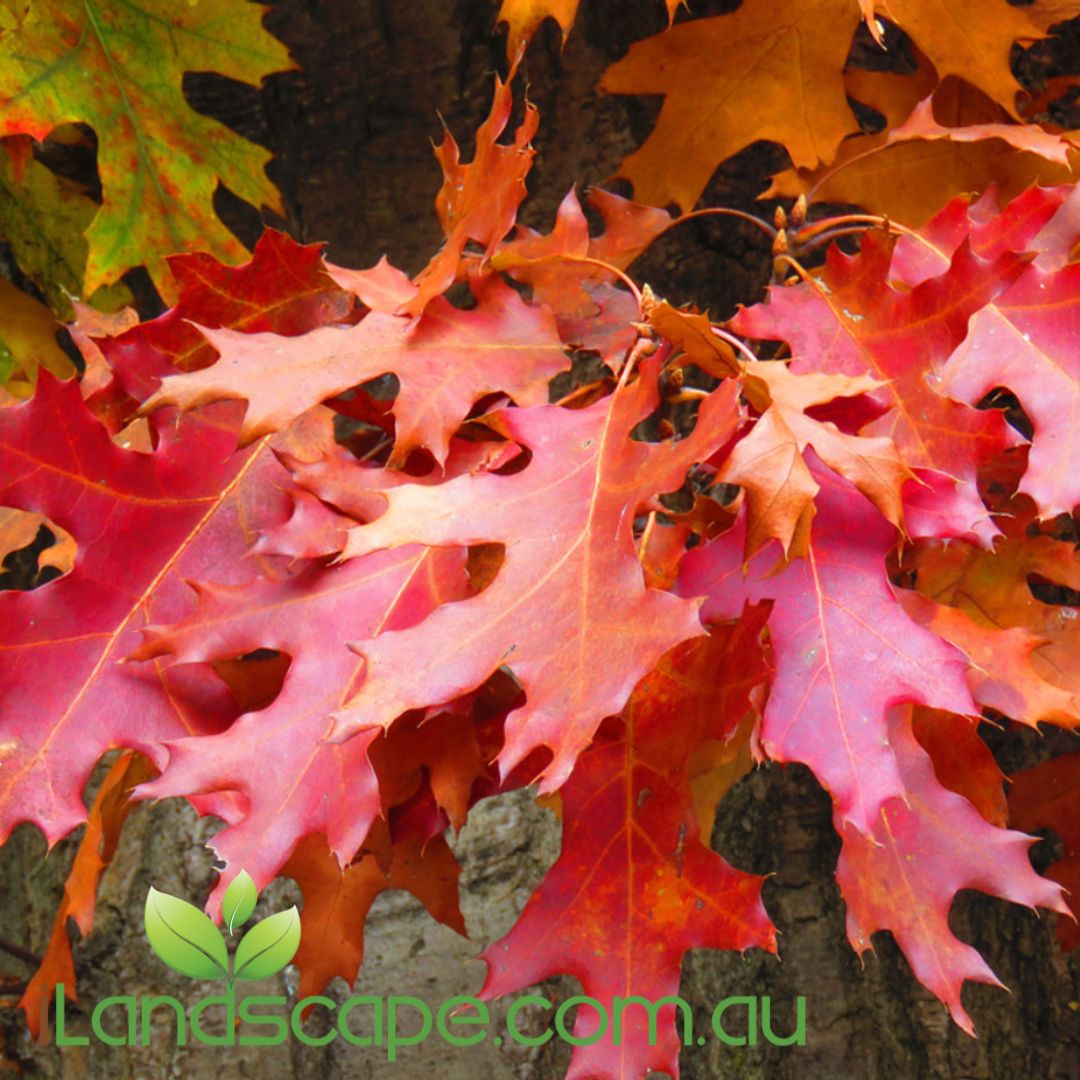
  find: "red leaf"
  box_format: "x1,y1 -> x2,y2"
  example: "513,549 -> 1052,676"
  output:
680,462 -> 976,835
144,274 -> 568,466
133,545 -> 469,907
329,362 -> 741,791
836,707 -> 1068,1034
480,618 -> 776,1080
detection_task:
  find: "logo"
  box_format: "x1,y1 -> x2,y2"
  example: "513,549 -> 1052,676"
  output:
145,869 -> 299,986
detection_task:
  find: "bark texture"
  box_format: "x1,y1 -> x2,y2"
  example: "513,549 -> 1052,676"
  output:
2,1 -> 1079,1077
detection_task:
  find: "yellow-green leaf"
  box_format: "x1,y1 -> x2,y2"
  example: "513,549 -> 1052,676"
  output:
0,277 -> 74,393
0,150 -> 130,316
0,0 -> 293,301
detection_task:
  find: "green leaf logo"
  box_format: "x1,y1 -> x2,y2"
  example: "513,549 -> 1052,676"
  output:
144,887 -> 230,981
145,871 -> 300,986
233,906 -> 301,981
221,869 -> 257,934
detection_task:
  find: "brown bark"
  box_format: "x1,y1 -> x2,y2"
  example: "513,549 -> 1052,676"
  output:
2,2 -> 1079,1077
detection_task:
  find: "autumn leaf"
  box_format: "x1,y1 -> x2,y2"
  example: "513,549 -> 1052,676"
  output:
911,708 -> 1007,827
327,362 -> 741,792
143,273 -> 568,466
835,706 -> 1068,1034
0,0 -> 293,300
770,79 -> 1078,226
283,819 -> 466,1003
723,361 -> 914,557
904,499 -> 1080,701
601,0 -> 862,211
0,151 -> 131,316
92,229 -> 354,415
480,617 -> 776,1080
19,751 -> 154,1037
404,67 -> 537,316
0,278 -> 73,394
679,463 -> 977,835
0,377 -> 265,844
133,544 -> 469,905
731,231 -> 1024,541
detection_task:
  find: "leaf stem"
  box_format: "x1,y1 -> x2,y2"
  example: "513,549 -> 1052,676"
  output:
677,207 -> 778,240
709,326 -> 759,366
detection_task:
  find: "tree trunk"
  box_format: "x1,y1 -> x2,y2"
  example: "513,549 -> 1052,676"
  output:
2,2 -> 1078,1076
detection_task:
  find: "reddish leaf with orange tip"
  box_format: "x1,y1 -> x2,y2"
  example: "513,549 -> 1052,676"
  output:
480,616 -> 776,1080
329,363 -> 741,792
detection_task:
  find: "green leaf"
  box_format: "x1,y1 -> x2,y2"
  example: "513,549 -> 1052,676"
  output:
221,870 -> 257,935
233,907 -> 300,981
0,0 -> 293,301
144,886 -> 229,981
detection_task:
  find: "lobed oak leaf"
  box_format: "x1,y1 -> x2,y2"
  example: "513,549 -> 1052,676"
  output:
284,828 -> 466,1005
679,462 -> 977,835
404,68 -> 537,317
771,77 -> 1077,227
835,706 -> 1069,1034
723,361 -> 914,558
91,229 -> 354,415
600,0 -> 861,211
0,375 -> 279,846
731,232 -> 1025,540
143,274 -> 567,466
0,0 -> 294,300
1008,753 -> 1080,951
905,501 -> 1080,703
870,0 -> 1047,122
328,363 -> 742,792
941,261 -> 1080,519
494,187 -> 672,330
480,617 -> 777,1080
889,184 -> 1072,288
132,545 -> 469,908
899,590 -> 1080,729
